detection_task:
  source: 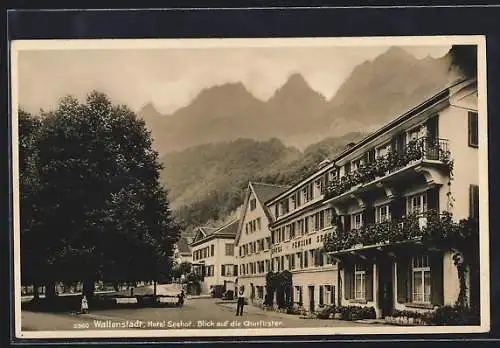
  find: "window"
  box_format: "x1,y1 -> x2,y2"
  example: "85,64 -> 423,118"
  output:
281,200 -> 289,215
265,237 -> 271,250
250,198 -> 257,211
221,264 -> 234,277
304,251 -> 309,268
319,210 -> 325,230
468,111 -> 478,148
257,217 -> 261,230
377,205 -> 391,222
295,191 -> 302,207
319,286 -> 324,306
344,162 -> 351,175
407,127 -> 420,142
275,204 -> 279,219
377,143 -> 390,158
325,208 -> 332,227
304,216 -> 310,233
407,193 -> 428,215
225,243 -> 234,256
290,223 -> 296,239
354,264 -> 366,300
470,185 -> 479,219
290,254 -> 295,270
412,255 -> 431,303
352,213 -> 363,230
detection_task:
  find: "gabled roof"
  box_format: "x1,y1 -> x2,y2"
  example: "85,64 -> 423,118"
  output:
190,220 -> 238,246
192,226 -> 218,244
235,181 -> 290,245
176,237 -> 192,254
213,219 -> 239,237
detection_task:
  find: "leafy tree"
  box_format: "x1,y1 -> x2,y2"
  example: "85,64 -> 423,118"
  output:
18,109 -> 43,297
172,261 -> 192,279
449,45 -> 477,79
22,91 -> 180,298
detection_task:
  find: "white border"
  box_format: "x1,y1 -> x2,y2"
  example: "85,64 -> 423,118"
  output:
10,35 -> 489,339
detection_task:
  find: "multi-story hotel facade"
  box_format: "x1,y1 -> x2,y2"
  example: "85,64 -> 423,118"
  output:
320,78 -> 480,318
264,162 -> 342,312
190,220 -> 239,295
233,78 -> 480,318
234,182 -> 290,300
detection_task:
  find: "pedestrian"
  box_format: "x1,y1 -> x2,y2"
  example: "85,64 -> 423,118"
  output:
80,295 -> 88,314
177,289 -> 185,308
236,286 -> 245,316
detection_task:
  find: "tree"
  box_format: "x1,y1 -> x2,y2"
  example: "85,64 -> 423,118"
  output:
22,91 -> 180,298
172,261 -> 192,279
448,45 -> 477,79
18,109 -> 43,298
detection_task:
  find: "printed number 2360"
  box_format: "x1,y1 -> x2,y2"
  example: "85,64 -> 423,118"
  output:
73,322 -> 90,329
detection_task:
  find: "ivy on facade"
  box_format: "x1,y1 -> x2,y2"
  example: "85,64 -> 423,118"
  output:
324,138 -> 453,200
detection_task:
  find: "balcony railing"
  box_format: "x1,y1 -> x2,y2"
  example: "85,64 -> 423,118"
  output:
324,210 -> 447,253
325,137 -> 451,200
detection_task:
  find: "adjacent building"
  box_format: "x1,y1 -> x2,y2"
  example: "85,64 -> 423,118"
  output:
265,163 -> 341,312
190,220 -> 239,295
234,182 -> 290,300
322,78 -> 479,318
173,237 -> 192,266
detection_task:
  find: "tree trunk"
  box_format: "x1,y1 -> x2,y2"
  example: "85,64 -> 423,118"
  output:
82,279 -> 95,298
44,281 -> 56,299
33,283 -> 40,300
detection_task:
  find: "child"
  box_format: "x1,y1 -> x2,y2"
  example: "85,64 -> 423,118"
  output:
81,295 -> 88,314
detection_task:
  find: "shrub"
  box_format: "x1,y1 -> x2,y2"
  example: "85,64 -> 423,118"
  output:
316,305 -> 336,319
430,305 -> 480,326
333,305 -> 376,320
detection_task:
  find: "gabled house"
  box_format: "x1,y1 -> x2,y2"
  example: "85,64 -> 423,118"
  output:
190,221 -> 239,295
234,182 -> 290,301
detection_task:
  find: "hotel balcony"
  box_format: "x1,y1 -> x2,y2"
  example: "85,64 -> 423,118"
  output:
324,137 -> 452,206
325,211 -> 446,257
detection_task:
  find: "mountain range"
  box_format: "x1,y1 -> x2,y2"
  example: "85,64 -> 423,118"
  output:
138,46 -> 455,155
136,46 -> 460,231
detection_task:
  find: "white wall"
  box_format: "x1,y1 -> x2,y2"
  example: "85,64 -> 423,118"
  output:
438,104 -> 479,220
235,188 -> 272,291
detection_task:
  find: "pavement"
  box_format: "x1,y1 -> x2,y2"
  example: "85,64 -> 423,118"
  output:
21,297 -> 381,331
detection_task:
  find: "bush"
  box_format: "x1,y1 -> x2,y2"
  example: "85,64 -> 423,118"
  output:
316,305 -> 336,319
334,305 -> 376,320
430,305 -> 480,326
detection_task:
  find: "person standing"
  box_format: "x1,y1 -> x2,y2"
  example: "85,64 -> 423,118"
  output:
80,295 -> 88,314
177,290 -> 185,308
236,286 -> 245,316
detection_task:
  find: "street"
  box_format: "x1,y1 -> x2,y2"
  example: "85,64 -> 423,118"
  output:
21,297 -> 381,331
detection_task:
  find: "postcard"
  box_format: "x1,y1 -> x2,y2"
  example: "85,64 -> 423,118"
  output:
10,35 -> 489,339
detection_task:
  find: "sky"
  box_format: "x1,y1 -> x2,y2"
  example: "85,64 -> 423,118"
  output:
15,44 -> 451,115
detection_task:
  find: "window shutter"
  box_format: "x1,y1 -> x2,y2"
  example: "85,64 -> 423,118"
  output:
366,263 -> 373,301
344,264 -> 352,300
469,185 -> 479,219
427,187 -> 440,214
391,198 -> 405,220
365,206 -> 376,224
221,265 -> 225,276
343,215 -> 351,232
468,112 -> 478,147
397,258 -> 409,303
234,265 -> 238,276
430,252 -> 444,306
